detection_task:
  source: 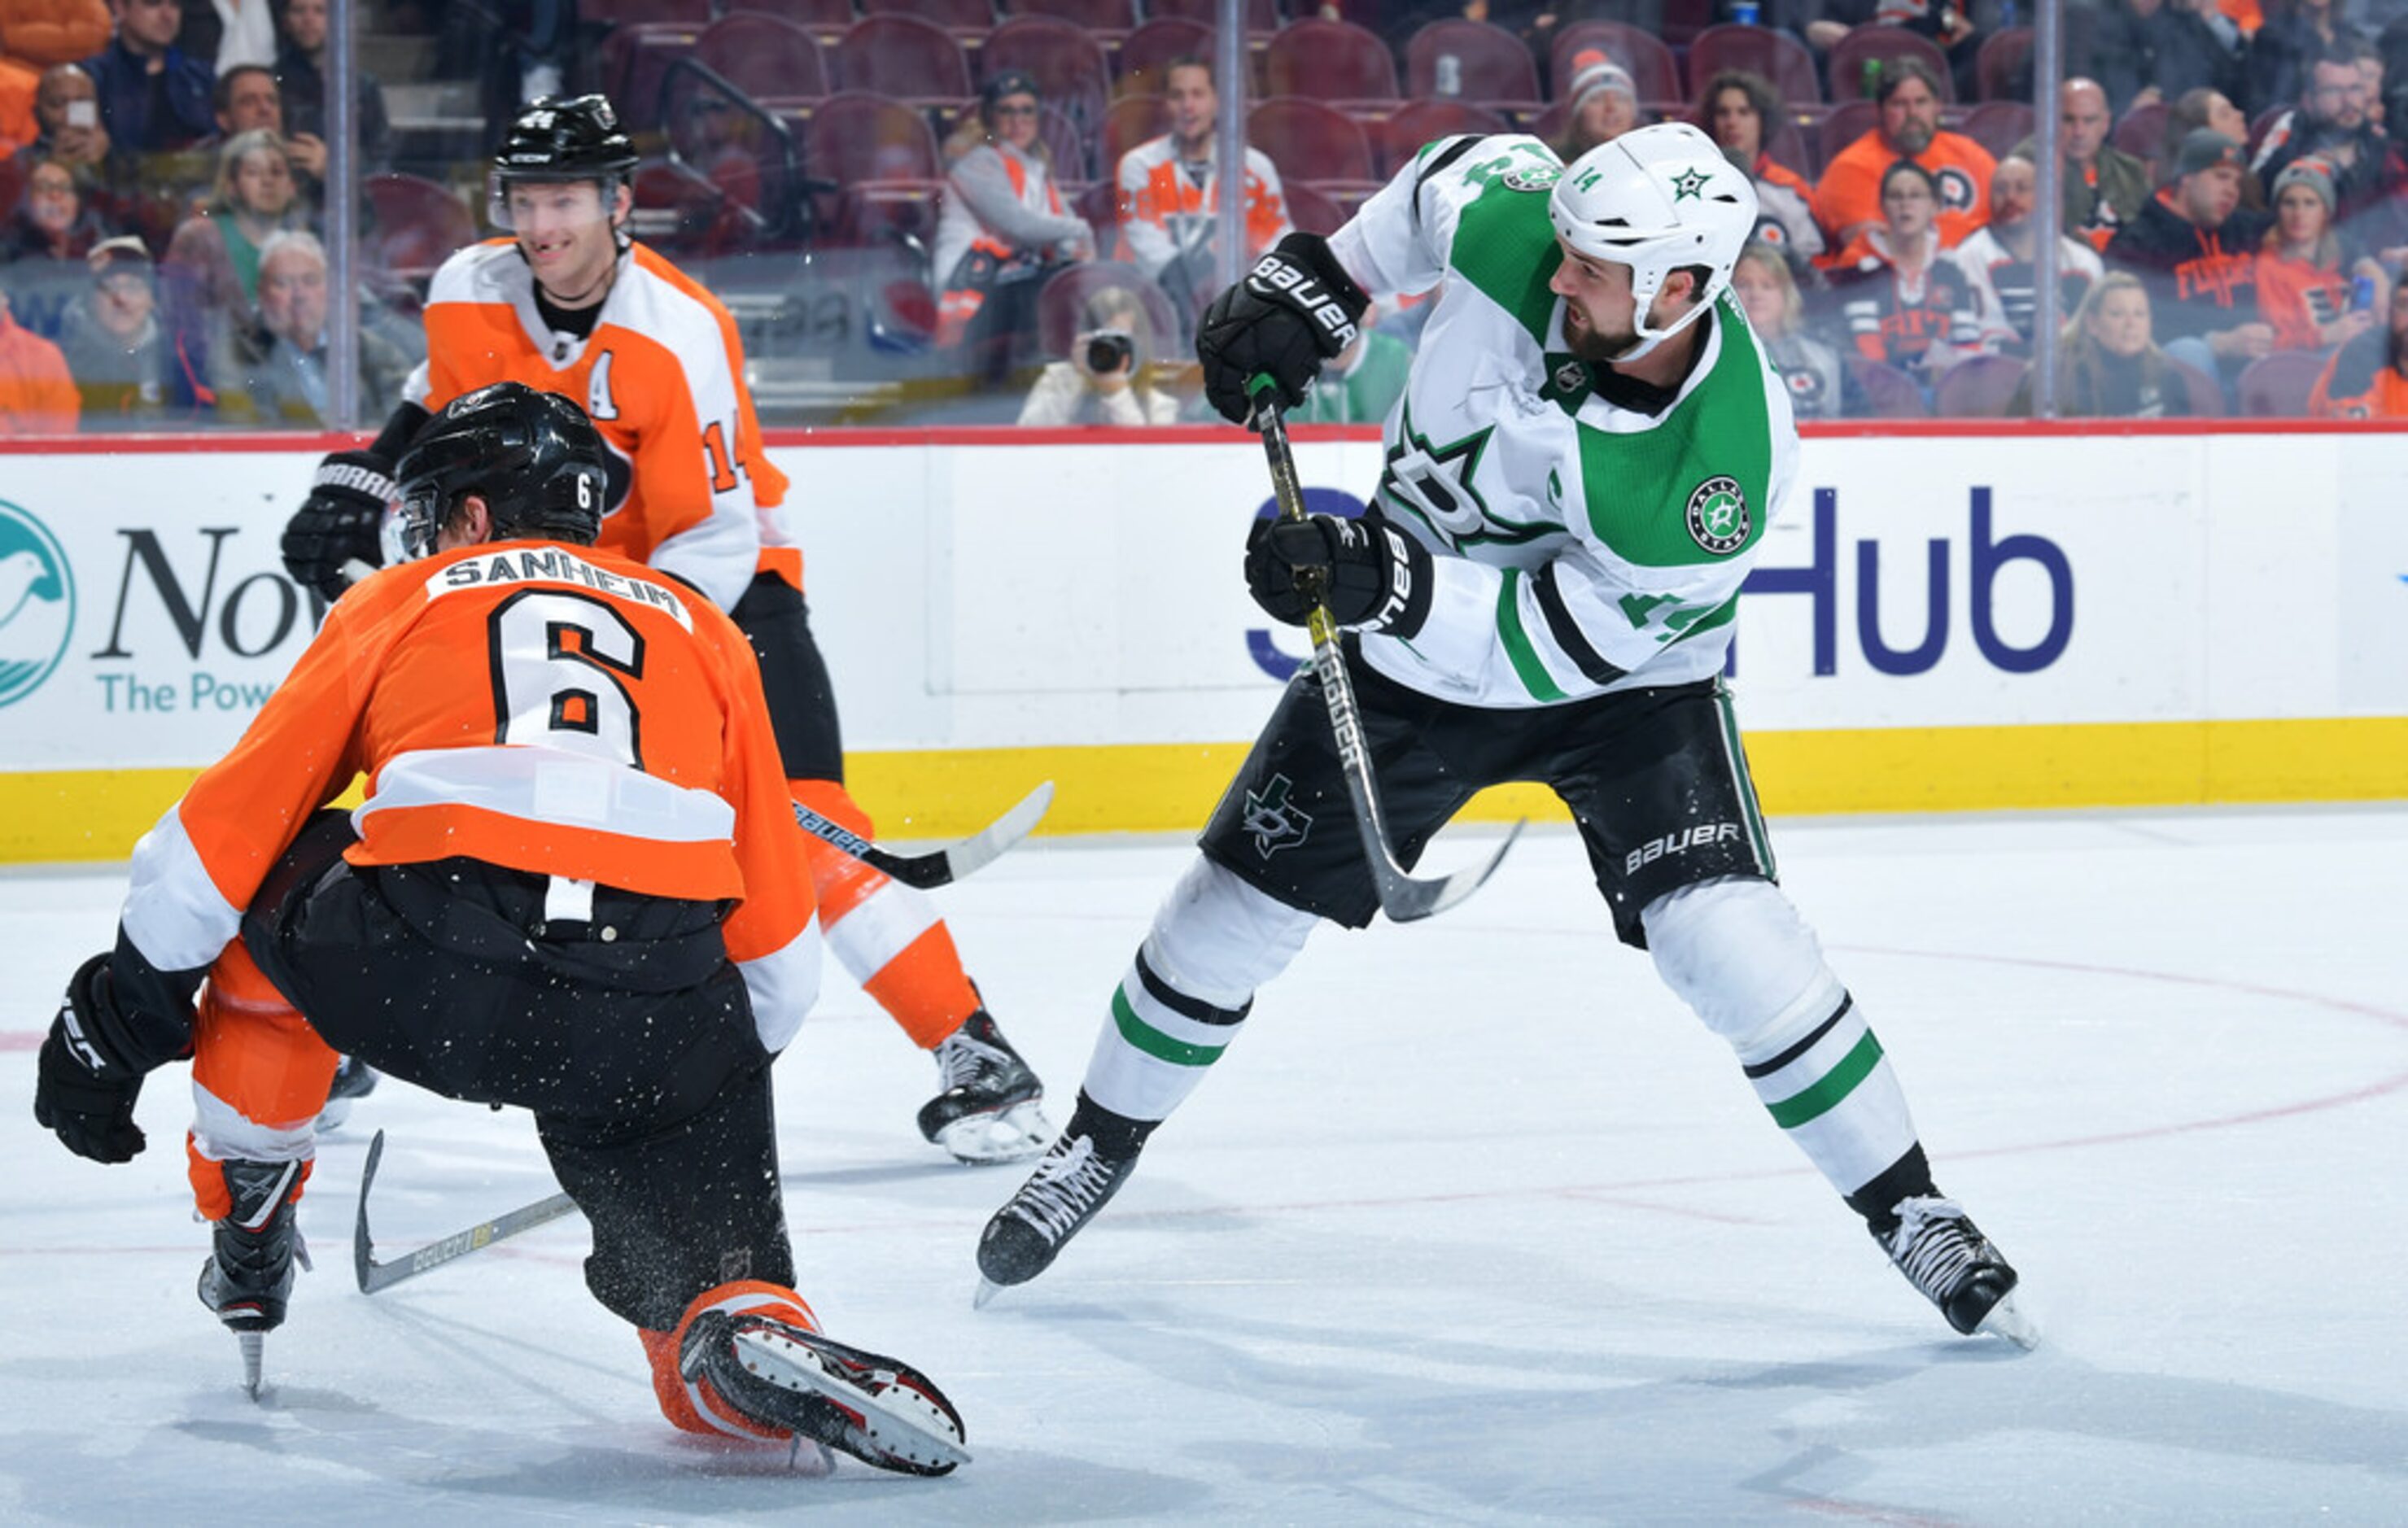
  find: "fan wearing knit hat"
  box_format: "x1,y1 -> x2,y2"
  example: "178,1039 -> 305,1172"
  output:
2253,157 -> 2386,353
1555,49 -> 1641,161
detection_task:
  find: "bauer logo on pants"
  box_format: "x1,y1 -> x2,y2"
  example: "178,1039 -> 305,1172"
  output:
0,500 -> 74,709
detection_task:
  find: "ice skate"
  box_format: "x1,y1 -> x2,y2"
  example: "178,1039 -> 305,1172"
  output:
678,1309 -> 970,1475
918,1009 -> 1051,1164
1873,1195 -> 2038,1348
974,1128 -> 1139,1303
313,1054 -> 379,1133
195,1159 -> 311,1398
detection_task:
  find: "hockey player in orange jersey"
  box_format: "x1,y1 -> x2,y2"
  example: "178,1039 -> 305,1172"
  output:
32,385 -> 968,1471
277,94 -> 1050,1163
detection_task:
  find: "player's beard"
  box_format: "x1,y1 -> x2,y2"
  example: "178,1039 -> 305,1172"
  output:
1563,299 -> 1639,362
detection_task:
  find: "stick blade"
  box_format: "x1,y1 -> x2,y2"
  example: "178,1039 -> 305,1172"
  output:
873,780 -> 1054,888
1374,818 -> 1523,923
352,1129 -> 385,1293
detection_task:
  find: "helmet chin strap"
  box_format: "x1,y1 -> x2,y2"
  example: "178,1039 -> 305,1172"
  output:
1611,280 -> 1715,364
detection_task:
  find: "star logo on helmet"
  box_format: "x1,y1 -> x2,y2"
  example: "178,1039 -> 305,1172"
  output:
1671,168 -> 1711,202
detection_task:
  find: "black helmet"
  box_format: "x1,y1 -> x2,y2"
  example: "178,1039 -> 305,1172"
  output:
494,94 -> 639,183
392,383 -> 610,559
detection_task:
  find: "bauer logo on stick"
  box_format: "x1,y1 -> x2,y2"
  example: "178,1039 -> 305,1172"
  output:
1685,476 -> 1750,556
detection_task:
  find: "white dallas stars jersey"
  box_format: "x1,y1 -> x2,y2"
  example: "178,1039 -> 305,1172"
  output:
1325,134 -> 1800,709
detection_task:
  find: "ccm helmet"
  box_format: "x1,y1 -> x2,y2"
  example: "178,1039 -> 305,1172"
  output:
1549,121 -> 1759,358
391,382 -> 610,560
487,94 -> 639,231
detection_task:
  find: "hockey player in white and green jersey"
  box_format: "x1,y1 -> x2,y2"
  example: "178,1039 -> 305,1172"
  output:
978,123 -> 2034,1347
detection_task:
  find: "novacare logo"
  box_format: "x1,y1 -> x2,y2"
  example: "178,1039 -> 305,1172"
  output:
0,499 -> 72,708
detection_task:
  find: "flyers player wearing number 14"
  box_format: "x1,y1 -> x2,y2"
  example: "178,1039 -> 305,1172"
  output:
278,95 -> 1049,1163
980,123 -> 2037,1349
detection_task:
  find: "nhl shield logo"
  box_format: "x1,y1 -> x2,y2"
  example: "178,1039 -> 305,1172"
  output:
1552,359 -> 1588,395
1685,476 -> 1750,555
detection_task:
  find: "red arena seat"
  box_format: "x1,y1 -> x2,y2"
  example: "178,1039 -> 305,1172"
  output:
833,13 -> 977,105
1404,19 -> 1543,111
1828,25 -> 1956,103
1264,18 -> 1400,111
1687,24 -> 1822,106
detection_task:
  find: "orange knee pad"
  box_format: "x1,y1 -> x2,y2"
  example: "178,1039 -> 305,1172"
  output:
640,1279 -> 823,1440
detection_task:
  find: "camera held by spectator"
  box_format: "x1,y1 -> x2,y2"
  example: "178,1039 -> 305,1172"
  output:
1020,286 -> 1178,426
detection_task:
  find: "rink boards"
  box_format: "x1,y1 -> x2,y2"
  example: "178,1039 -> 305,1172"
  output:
2,424 -> 2404,862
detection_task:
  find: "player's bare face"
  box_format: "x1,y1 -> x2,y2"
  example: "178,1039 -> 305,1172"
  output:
509,181 -> 620,306
1549,241 -> 1640,359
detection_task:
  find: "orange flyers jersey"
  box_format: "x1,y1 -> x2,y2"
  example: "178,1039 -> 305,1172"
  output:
408,239 -> 793,613
116,541 -> 821,1046
1115,135 -> 1292,278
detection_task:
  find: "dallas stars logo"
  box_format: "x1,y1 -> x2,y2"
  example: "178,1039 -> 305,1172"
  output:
1670,168 -> 1711,202
1242,774 -> 1313,858
1685,475 -> 1750,555
1376,398 -> 1546,549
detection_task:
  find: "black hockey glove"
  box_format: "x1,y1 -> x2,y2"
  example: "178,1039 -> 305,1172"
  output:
281,449 -> 398,601
1196,233 -> 1371,426
1244,513 -> 1431,637
33,954 -> 150,1164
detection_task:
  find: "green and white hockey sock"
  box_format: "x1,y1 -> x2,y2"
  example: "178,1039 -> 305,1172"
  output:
1081,948 -> 1248,1125
1739,994 -> 1921,1198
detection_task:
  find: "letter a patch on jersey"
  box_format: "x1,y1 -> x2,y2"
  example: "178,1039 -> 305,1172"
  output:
1243,774 -> 1313,858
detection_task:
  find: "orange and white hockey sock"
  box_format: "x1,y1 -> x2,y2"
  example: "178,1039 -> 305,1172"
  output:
186,939 -> 339,1220
791,779 -> 979,1050
642,1279 -> 824,1440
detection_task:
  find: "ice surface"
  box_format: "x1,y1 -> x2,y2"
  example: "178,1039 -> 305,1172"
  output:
2,808 -> 2404,1524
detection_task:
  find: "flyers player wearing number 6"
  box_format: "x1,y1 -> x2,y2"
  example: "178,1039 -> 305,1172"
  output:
32,385 -> 971,1470
277,94 -> 1051,1163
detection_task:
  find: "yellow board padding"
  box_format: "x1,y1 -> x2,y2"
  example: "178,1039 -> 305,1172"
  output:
4,718 -> 2403,865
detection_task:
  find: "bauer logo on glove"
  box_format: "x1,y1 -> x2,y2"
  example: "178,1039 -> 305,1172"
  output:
1244,254 -> 1361,350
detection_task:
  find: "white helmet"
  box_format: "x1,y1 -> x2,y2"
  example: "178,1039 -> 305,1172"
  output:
1548,121 -> 1759,359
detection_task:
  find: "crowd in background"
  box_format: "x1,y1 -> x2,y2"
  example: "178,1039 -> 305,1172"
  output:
11,0 -> 2408,433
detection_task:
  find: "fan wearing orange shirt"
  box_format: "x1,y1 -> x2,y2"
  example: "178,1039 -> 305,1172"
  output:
32,384 -> 968,1470
278,95 -> 1051,1164
1811,56 -> 1996,258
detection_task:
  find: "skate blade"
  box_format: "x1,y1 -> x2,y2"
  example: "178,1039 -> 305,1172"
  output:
935,1100 -> 1055,1165
732,1329 -> 972,1473
1978,1291 -> 2041,1351
238,1332 -> 264,1400
972,1277 -> 1005,1311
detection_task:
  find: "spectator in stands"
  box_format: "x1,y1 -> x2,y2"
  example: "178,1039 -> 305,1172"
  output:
1116,56 -> 1291,334
2253,41 -> 2387,218
2248,0 -> 2359,118
270,0 -> 388,172
207,62 -> 317,186
2107,128 -> 2275,382
1018,285 -> 1180,427
2084,0 -> 2249,116
933,70 -> 1094,390
29,63 -> 109,175
1554,51 -> 1641,163
2310,268 -> 2408,413
1702,68 -> 1824,265
210,227 -> 405,424
0,269 -> 77,430
1826,159 -> 1999,377
2165,83 -> 2267,206
1813,57 -> 1995,253
1291,301 -> 1409,424
2028,77 -> 2152,251
161,125 -> 303,317
3,150 -> 107,261
1872,0 -> 1983,102
83,0 -> 213,154
2013,271 -> 2196,416
55,232 -> 173,423
2253,157 -> 2384,347
1733,240 -> 1847,421
1952,153 -> 2105,355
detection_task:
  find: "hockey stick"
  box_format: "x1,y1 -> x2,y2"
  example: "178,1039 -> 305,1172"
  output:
353,1129 -> 580,1294
1248,382 -> 1521,921
792,780 -> 1054,889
